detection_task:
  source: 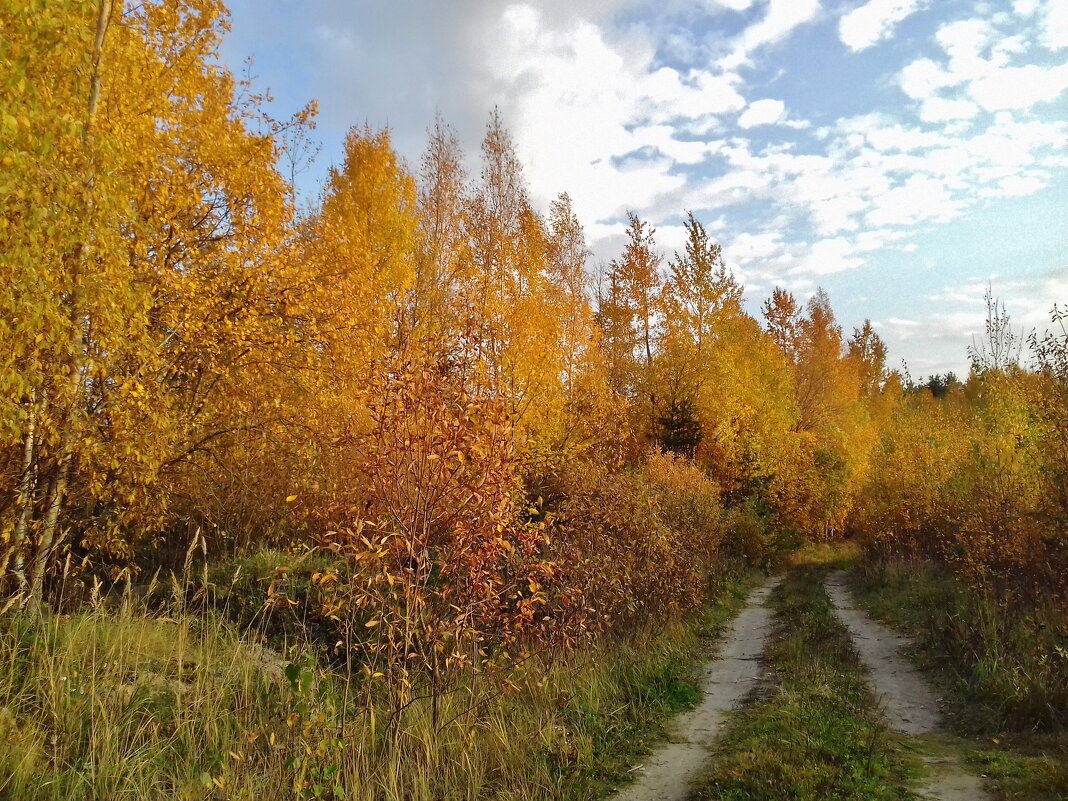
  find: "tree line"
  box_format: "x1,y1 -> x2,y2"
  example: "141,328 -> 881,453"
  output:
2,1 -> 1064,677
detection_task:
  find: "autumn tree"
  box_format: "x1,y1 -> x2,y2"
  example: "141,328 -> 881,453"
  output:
463,109 -> 528,388
657,213 -> 743,460
546,193 -> 594,393
460,112 -> 592,455
847,320 -> 889,397
597,214 -> 662,441
405,115 -> 469,361
595,266 -> 638,399
762,287 -> 804,363
1,0 -> 123,603
762,289 -> 876,537
969,284 -> 1023,374
1,0 -> 309,603
305,126 -> 418,384
1029,305 -> 1068,555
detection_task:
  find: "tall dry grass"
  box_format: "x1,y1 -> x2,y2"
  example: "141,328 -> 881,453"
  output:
0,569 -> 755,801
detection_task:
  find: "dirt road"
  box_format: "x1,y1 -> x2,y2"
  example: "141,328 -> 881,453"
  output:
610,576 -> 781,801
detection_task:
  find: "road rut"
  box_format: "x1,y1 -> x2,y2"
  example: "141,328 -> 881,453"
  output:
826,571 -> 991,801
610,576 -> 781,801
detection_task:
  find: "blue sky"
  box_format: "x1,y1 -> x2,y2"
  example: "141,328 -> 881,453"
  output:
219,0 -> 1068,377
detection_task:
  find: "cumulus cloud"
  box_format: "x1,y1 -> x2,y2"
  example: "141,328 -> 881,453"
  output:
968,63 -> 1068,110
727,230 -> 786,266
485,5 -> 745,226
839,0 -> 926,52
792,237 -> 865,275
899,57 -> 956,98
663,96 -> 1065,286
1043,0 -> 1068,48
895,11 -> 1068,134
866,175 -> 963,227
1013,0 -> 1040,16
737,98 -> 787,127
730,107 -> 1052,225
695,0 -> 758,9
918,96 -> 979,122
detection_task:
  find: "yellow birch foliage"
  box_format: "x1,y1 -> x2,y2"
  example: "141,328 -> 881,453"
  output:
283,126 -> 421,529
462,113 -> 593,457
854,362 -> 1066,602
407,117 -> 468,359
655,215 -> 800,492
1,0 -> 301,592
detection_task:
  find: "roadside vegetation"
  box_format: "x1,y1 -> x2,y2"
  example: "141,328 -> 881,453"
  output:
0,565 -> 760,801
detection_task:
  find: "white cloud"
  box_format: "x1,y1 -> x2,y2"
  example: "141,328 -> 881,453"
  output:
843,115 -> 944,150
737,98 -> 787,127
702,0 -> 757,9
485,5 -> 748,226
630,125 -> 723,164
728,230 -> 786,266
925,279 -> 992,306
839,0 -> 926,52
719,0 -> 822,69
919,95 -> 979,122
977,172 -> 1048,197
854,228 -> 909,251
807,194 -> 869,234
964,113 -> 1066,170
968,62 -> 1068,110
866,175 -> 963,227
668,95 -> 1061,271
897,13 -> 1068,129
1013,0 -> 1040,16
936,18 -> 996,82
1043,0 -> 1068,49
653,223 -> 691,253
792,237 -> 866,275
899,57 -> 957,98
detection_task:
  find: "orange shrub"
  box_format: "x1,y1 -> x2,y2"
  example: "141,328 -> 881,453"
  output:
312,363 -> 556,715
546,453 -> 724,637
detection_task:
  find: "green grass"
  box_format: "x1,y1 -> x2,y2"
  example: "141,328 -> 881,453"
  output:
0,562 -> 761,800
848,558 -> 1068,800
967,744 -> 1068,801
690,562 -> 916,801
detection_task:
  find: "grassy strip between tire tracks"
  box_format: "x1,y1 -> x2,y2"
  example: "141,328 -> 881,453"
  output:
690,559 -> 916,801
